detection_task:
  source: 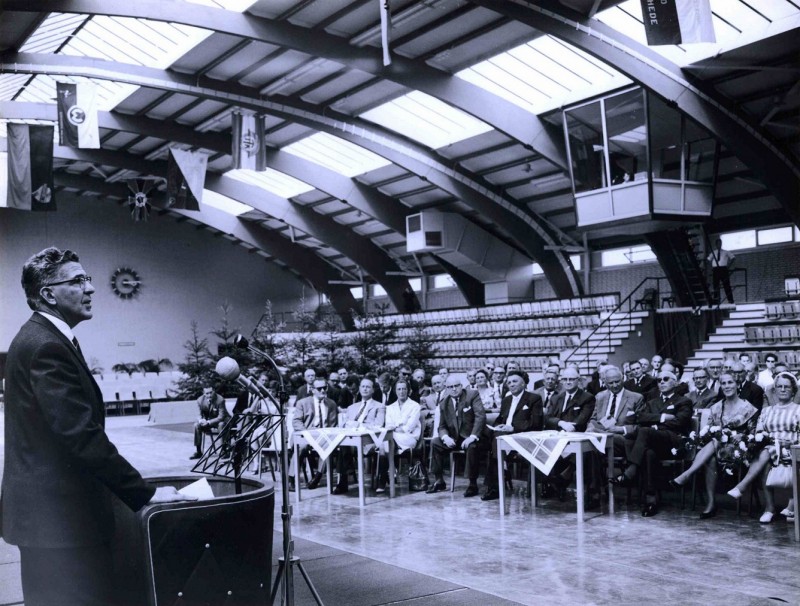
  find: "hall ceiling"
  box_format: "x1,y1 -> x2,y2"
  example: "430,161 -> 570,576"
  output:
1,0 -> 798,315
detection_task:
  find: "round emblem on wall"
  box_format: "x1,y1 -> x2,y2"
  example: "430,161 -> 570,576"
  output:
111,267 -> 142,299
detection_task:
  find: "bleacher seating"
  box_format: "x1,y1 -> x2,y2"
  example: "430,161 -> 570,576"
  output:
93,370 -> 183,414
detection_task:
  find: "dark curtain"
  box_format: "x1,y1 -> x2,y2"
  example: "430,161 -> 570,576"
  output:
654,309 -> 728,364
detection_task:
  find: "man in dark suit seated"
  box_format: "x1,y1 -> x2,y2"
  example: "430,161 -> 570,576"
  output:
611,370 -> 693,517
543,367 -> 596,496
3,247 -> 193,606
689,368 -> 717,409
481,371 -> 543,501
623,360 -> 656,395
426,377 -> 486,497
191,382 -> 231,459
731,362 -> 765,410
644,361 -> 689,401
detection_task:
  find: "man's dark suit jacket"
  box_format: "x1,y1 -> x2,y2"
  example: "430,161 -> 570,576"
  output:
631,392 -> 693,435
644,380 -> 689,403
545,388 -> 596,432
1,314 -> 155,548
492,391 -> 544,434
624,375 -> 657,395
437,388 -> 486,440
735,381 -> 765,411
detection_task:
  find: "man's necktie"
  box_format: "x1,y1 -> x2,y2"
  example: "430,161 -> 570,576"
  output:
313,400 -> 321,427
544,391 -> 552,407
72,337 -> 86,364
607,393 -> 617,419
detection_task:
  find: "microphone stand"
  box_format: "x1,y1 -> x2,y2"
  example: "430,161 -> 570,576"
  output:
235,336 -> 324,606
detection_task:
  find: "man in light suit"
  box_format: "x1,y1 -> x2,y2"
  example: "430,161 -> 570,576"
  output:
426,377 -> 485,496
291,377 -> 339,490
689,368 -> 718,409
332,377 -> 385,494
2,247 -> 191,606
481,371 -> 544,501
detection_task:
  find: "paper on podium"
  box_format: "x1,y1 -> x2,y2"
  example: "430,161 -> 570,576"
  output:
178,477 -> 215,501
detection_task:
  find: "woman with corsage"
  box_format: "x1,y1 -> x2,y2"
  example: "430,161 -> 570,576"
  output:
671,372 -> 758,519
727,372 -> 800,523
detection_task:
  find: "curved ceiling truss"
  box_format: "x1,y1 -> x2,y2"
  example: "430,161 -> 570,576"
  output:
0,0 -> 797,321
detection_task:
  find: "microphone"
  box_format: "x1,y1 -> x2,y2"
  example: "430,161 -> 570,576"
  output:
215,356 -> 270,400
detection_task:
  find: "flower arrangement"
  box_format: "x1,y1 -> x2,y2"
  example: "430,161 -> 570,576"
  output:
681,427 -> 770,476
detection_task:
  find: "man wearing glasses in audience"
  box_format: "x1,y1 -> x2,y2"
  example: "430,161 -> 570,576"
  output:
610,370 -> 692,517
426,377 -> 485,496
705,358 -> 724,393
689,368 -> 718,409
490,367 -> 506,402
291,378 -> 338,491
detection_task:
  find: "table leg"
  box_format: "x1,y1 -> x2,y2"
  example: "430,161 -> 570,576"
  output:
607,442 -> 615,514
498,446 -> 506,515
389,438 -> 396,498
294,443 -> 302,504
357,440 -> 366,507
575,448 -> 584,523
326,455 -> 334,495
792,448 -> 799,542
530,466 -> 537,507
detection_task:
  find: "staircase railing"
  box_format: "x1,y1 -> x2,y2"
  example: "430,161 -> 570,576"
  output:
564,277 -> 663,371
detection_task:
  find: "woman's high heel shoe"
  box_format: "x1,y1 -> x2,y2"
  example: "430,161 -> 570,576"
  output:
699,506 -> 717,520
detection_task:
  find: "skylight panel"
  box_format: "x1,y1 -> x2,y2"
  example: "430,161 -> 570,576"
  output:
226,168 -> 315,199
19,13 -> 88,54
202,189 -> 254,216
283,132 -> 391,178
360,91 -> 493,149
595,0 -> 800,66
456,36 -> 630,116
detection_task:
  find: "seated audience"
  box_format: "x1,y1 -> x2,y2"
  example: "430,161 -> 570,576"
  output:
481,371 -> 544,501
191,382 -> 231,460
295,368 -> 317,400
420,374 -> 446,437
764,363 -> 800,405
375,380 -> 422,493
332,377 -> 385,494
650,355 -> 664,377
426,377 -> 485,497
727,372 -> 800,523
706,358 -> 724,393
291,377 -> 339,490
611,370 -> 693,517
672,372 -> 759,518
534,367 -> 561,411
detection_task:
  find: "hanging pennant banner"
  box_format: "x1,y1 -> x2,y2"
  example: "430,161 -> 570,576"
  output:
379,0 -> 392,66
56,82 -> 100,149
640,0 -> 715,46
5,124 -> 56,211
231,112 -> 267,171
164,148 -> 207,211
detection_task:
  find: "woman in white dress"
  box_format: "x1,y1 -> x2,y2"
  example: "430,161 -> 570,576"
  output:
375,380 -> 421,493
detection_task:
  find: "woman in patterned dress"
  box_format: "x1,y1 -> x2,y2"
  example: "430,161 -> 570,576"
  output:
727,372 -> 800,523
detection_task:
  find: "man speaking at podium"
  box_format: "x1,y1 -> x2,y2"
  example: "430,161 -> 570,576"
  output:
1,247 -> 194,606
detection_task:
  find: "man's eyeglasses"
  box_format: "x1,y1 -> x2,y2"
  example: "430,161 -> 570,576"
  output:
314,385 -> 328,391
44,275 -> 92,288
657,377 -> 673,383
446,384 -> 462,389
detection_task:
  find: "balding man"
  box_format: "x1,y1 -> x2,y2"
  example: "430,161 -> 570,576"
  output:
705,358 -> 723,393
426,377 -> 485,496
295,368 -> 317,400
611,370 -> 692,517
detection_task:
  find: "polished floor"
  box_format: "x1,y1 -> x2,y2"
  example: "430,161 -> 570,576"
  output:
0,414 -> 798,606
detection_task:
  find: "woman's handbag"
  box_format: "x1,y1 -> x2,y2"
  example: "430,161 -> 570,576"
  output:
766,440 -> 792,489
408,461 -> 429,492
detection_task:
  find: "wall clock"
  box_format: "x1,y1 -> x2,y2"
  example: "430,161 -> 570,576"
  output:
111,267 -> 142,299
